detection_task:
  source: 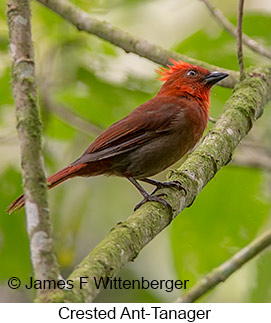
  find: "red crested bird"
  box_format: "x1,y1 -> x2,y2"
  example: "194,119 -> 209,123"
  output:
7,59 -> 228,214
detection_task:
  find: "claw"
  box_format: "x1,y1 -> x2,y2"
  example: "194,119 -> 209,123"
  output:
134,195 -> 172,211
127,177 -> 174,212
151,180 -> 187,195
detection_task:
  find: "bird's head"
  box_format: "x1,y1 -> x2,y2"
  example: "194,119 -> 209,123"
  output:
157,58 -> 228,108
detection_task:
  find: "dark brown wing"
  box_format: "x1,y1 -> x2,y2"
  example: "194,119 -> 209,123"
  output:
72,96 -> 186,165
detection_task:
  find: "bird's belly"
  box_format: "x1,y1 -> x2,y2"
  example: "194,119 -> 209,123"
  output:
110,133 -> 197,179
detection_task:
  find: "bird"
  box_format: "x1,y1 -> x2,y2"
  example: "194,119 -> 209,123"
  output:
7,58 -> 228,214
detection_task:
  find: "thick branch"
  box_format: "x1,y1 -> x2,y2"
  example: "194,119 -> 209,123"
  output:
7,0 -> 60,294
200,0 -> 271,60
177,230 -> 271,303
37,67 -> 271,303
35,0 -> 238,89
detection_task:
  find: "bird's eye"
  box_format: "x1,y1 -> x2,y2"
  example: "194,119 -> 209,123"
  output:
187,70 -> 197,77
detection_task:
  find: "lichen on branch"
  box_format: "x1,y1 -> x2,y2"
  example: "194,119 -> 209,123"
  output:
7,0 -> 60,294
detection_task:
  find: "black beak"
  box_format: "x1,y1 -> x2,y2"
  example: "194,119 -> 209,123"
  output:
205,71 -> 229,85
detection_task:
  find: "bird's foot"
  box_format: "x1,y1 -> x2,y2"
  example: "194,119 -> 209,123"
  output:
150,180 -> 187,195
134,193 -> 171,212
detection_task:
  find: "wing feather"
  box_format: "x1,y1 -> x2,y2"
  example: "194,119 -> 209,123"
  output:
72,96 -> 186,165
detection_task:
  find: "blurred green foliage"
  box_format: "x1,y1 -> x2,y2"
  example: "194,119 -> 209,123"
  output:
171,167 -> 269,290
0,0 -> 270,303
0,169 -> 32,281
174,14 -> 271,69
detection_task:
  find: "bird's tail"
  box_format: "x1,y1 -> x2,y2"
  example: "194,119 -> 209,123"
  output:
7,163 -> 86,214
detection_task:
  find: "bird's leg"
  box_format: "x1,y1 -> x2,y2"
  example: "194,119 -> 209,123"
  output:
127,177 -> 172,211
140,178 -> 186,195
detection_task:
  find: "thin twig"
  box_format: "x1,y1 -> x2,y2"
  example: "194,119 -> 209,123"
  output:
200,0 -> 271,60
176,230 -> 271,303
7,0 -> 60,294
35,0 -> 238,89
237,0 -> 245,80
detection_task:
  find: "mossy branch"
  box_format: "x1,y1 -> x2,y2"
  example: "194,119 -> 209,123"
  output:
37,67 -> 271,302
7,0 -> 60,296
177,230 -> 271,303
35,0 -> 238,89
